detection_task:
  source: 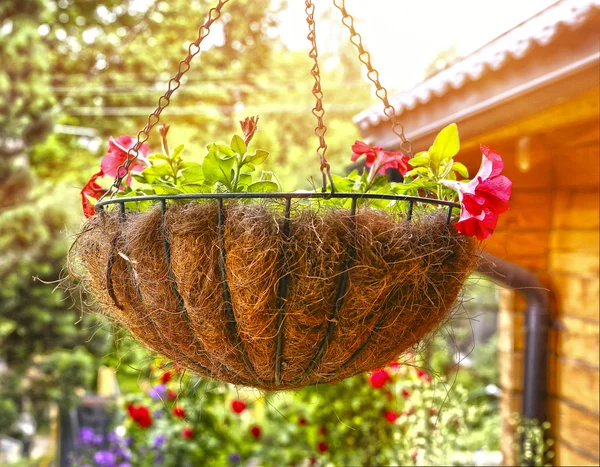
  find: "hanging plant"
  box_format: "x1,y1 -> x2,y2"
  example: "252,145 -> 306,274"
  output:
69,0 -> 511,391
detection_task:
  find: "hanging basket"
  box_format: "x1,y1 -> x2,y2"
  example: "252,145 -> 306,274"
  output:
73,193 -> 477,390
70,0 -> 479,390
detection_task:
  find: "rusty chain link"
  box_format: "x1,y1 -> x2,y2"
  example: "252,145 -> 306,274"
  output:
305,0 -> 334,194
332,0 -> 413,157
99,0 -> 230,202
99,0 -> 413,200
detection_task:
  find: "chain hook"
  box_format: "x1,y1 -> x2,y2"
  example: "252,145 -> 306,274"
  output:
97,0 -> 230,205
333,0 -> 413,157
305,0 -> 335,196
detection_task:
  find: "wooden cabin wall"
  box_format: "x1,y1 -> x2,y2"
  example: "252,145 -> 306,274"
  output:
457,98 -> 599,465
547,137 -> 599,466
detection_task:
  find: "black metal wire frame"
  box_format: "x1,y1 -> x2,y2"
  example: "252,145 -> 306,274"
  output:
97,192 -> 459,386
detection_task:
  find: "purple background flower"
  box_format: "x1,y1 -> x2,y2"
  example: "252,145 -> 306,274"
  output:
94,450 -> 116,466
79,427 -> 95,445
148,384 -> 166,400
153,434 -> 167,449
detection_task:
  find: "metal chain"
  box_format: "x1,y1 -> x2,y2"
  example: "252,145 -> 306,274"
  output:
332,0 -> 413,156
305,0 -> 334,193
99,0 -> 230,202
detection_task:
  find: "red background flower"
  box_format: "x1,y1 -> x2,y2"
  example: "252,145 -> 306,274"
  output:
172,406 -> 185,419
231,399 -> 246,414
160,371 -> 173,384
250,425 -> 261,439
368,369 -> 391,389
127,403 -> 152,428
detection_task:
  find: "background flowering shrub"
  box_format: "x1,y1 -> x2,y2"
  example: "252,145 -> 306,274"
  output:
71,347 -> 500,467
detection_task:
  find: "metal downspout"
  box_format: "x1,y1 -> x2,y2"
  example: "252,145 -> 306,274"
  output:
477,251 -> 550,425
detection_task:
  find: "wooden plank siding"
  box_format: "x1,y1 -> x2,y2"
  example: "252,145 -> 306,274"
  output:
474,116 -> 599,465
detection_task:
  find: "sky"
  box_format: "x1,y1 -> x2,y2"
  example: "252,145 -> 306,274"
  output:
277,0 -> 558,92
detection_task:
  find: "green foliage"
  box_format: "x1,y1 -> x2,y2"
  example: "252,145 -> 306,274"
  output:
0,398 -> 19,436
117,123 -> 279,202
0,185 -> 110,425
28,347 -> 96,407
512,414 -> 555,466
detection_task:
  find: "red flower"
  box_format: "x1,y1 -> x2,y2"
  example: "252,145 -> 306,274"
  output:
231,399 -> 246,414
441,145 -> 512,240
368,369 -> 391,389
81,171 -> 106,218
401,388 -> 410,399
127,403 -> 152,428
160,371 -> 173,384
416,369 -> 432,384
167,389 -> 177,401
317,441 -> 328,453
351,141 -> 410,182
318,425 -> 327,436
429,407 -> 437,416
172,406 -> 185,419
181,427 -> 193,439
100,136 -> 149,186
298,417 -> 308,426
384,410 -> 398,423
389,360 -> 401,369
250,425 -> 261,439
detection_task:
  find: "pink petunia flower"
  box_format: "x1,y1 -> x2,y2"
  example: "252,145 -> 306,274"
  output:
441,145 -> 512,240
100,136 -> 149,186
351,141 -> 410,183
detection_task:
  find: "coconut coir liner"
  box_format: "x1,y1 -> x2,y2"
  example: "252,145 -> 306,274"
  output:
71,200 -> 477,390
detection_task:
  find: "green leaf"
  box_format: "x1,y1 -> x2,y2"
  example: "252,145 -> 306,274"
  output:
245,149 -> 269,165
141,163 -> 173,182
428,123 -> 460,172
208,144 -> 236,161
439,161 -> 454,179
179,161 -> 199,169
235,174 -> 253,191
330,175 -> 355,192
247,181 -> 279,193
131,173 -> 148,184
179,184 -> 211,194
148,153 -> 170,163
405,167 -> 432,178
241,163 -> 256,173
452,162 -> 469,178
171,144 -> 185,161
409,153 -> 430,167
231,135 -> 247,155
202,148 -> 235,188
152,185 -> 182,195
181,165 -> 204,183
259,170 -> 274,182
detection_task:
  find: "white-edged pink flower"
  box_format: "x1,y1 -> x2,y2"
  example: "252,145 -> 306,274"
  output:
441,145 -> 512,240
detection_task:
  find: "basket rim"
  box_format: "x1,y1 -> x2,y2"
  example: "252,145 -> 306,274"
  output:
95,191 -> 460,211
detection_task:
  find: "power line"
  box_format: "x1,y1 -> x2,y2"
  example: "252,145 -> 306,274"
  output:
63,102 -> 371,117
